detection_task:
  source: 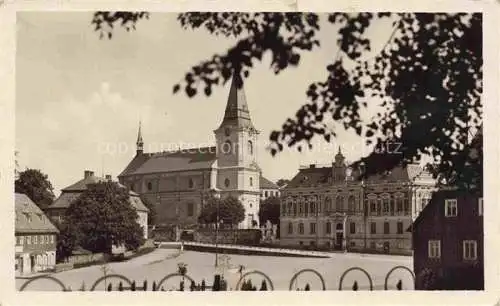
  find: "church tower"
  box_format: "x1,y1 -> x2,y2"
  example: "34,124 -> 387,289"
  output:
214,72 -> 260,229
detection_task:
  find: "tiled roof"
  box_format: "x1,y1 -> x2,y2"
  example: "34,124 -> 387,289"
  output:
47,175 -> 149,212
286,167 -> 333,188
118,153 -> 153,177
15,193 -> 59,234
125,147 -> 217,175
260,176 -> 279,189
286,164 -> 432,189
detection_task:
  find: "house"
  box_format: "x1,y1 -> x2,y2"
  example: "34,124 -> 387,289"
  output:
15,193 -> 59,275
260,176 -> 280,201
44,171 -> 149,239
118,73 -> 275,230
280,148 -> 436,254
409,189 -> 483,290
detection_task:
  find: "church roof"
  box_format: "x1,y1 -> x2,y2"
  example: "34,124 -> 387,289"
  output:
217,72 -> 256,131
122,146 -> 218,176
260,176 -> 279,189
15,193 -> 59,234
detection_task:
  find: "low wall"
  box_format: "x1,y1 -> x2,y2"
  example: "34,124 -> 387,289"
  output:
55,262 -> 74,273
194,229 -> 261,245
67,253 -> 105,265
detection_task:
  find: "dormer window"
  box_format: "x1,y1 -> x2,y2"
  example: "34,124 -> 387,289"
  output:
444,199 -> 458,217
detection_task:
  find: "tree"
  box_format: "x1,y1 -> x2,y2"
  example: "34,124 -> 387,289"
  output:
140,195 -> 157,226
258,196 -> 281,225
65,181 -> 145,254
276,179 -> 290,188
198,196 -> 245,227
15,168 -> 55,209
54,219 -> 80,262
92,12 -> 482,190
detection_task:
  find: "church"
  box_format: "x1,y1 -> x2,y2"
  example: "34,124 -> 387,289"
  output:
118,73 -> 279,231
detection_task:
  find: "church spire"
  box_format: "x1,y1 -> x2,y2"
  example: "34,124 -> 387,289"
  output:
218,71 -> 256,131
136,121 -> 144,155
335,145 -> 345,166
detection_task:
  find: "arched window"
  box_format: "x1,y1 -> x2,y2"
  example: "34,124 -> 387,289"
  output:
298,223 -> 304,234
382,194 -> 390,215
188,178 -> 194,189
324,197 -> 332,213
336,196 -> 344,212
147,182 -> 153,191
304,197 -> 309,215
248,140 -> 253,155
348,195 -> 356,212
222,140 -> 232,155
224,178 -> 230,188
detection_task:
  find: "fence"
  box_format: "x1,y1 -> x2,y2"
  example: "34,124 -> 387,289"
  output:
18,265 -> 415,291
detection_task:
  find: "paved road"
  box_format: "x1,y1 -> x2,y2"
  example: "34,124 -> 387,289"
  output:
16,249 -> 414,291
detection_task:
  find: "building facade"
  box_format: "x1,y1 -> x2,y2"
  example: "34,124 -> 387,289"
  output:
411,189 -> 483,290
44,171 -> 149,239
260,176 -> 280,201
118,74 -> 274,230
15,193 -> 59,275
279,149 -> 436,254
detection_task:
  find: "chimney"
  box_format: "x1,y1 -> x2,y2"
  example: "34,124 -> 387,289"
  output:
105,174 -> 112,181
84,170 -> 94,179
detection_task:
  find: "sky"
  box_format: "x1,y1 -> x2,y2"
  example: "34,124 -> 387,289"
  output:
16,12 -> 395,195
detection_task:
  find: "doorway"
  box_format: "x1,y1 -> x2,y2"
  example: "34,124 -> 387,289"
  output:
335,232 -> 343,250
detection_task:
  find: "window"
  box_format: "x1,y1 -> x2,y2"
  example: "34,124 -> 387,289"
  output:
463,240 -> 478,260
26,236 -> 31,245
224,178 -> 230,188
187,202 -> 194,216
384,222 -> 390,234
223,140 -> 233,155
224,128 -> 231,136
370,222 -> 376,234
16,236 -> 20,245
336,223 -> 343,230
350,241 -> 356,247
20,236 -> 24,245
428,240 -> 441,258
335,196 -> 344,212
382,196 -> 390,215
265,191 -> 268,197
326,222 -> 331,234
50,235 -> 54,244
248,140 -> 253,155
33,235 -> 38,244
288,223 -> 293,234
478,198 -> 483,216
348,195 -> 356,212
299,223 -> 304,234
397,222 -> 403,234
188,179 -> 194,189
130,184 -> 135,191
324,197 -> 332,212
396,198 -> 404,214
250,177 -> 253,187
444,199 -> 458,217
147,182 -> 153,191
350,222 -> 356,234
310,223 -> 316,234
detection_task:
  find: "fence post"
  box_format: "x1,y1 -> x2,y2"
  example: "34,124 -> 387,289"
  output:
352,281 -> 358,291
143,280 -> 148,291
107,283 -> 112,291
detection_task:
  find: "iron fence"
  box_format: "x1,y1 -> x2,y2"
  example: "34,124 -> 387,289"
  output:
18,265 -> 415,291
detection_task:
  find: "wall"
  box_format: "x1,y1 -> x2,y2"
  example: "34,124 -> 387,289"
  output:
67,252 -> 105,265
194,229 -> 261,246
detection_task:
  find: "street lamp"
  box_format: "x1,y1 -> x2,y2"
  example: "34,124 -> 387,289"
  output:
208,188 -> 220,268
